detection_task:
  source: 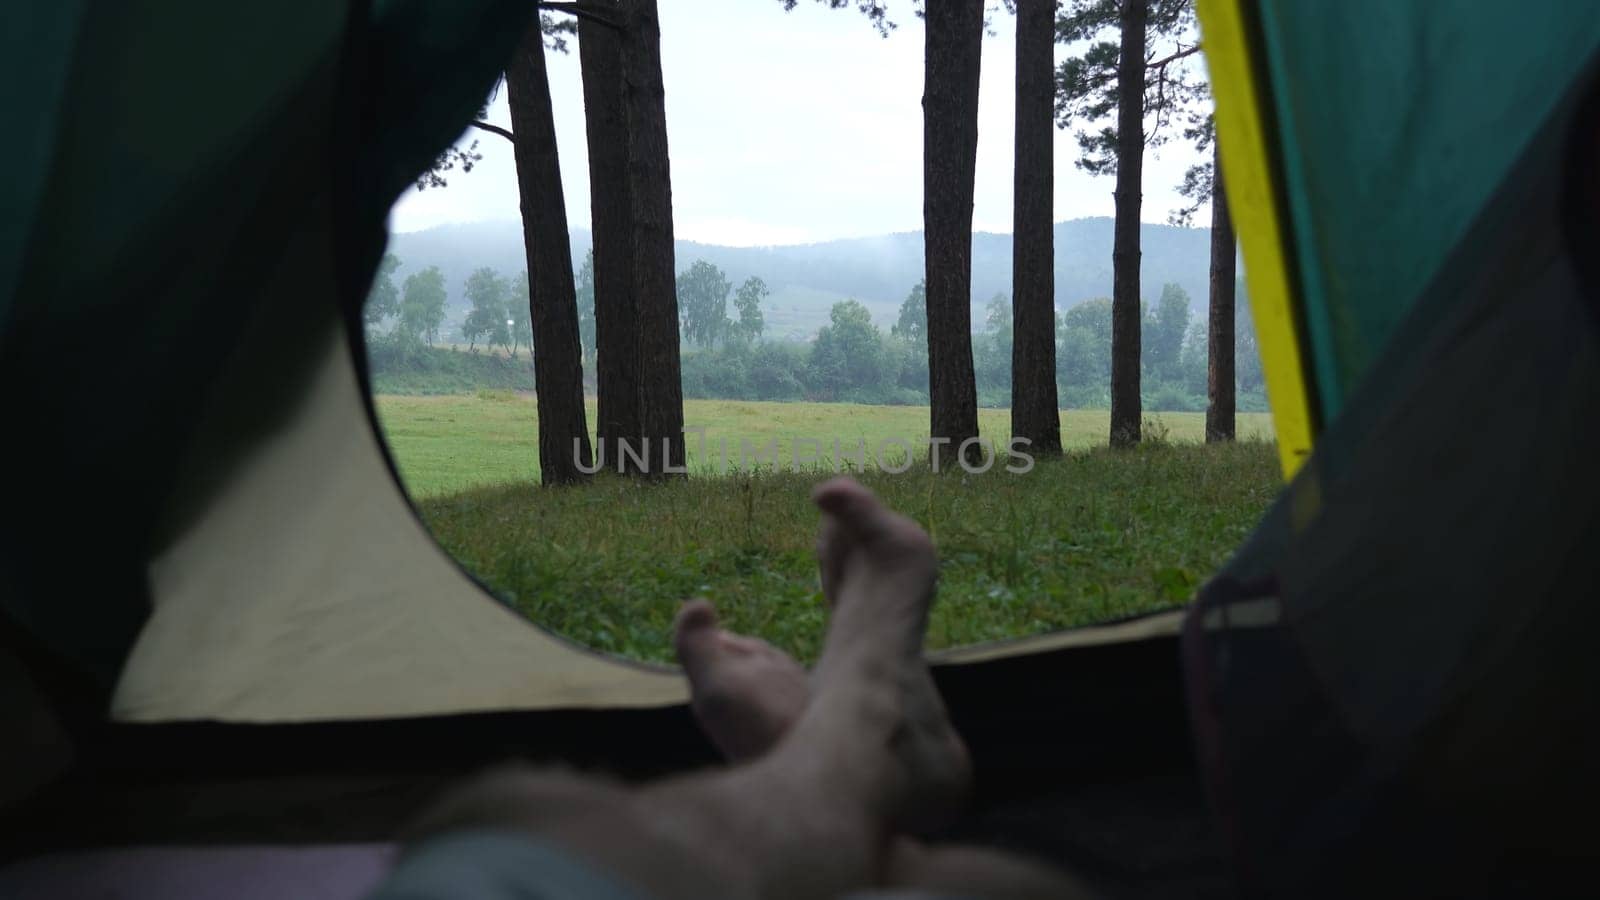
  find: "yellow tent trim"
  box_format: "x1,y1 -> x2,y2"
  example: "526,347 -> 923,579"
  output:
1196,0 -> 1315,479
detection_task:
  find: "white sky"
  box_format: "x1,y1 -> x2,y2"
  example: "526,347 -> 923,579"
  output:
389,0 -> 1209,245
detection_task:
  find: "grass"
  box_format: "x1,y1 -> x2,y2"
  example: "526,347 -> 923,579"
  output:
375,393 -> 1276,497
377,394 -> 1282,665
370,345 -> 536,395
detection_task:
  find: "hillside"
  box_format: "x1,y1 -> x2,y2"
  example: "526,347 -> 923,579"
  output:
386,217 -> 1216,340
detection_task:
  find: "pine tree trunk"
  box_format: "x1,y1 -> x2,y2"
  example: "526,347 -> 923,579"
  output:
507,21 -> 594,485
1010,0 -> 1061,458
621,0 -> 684,477
1109,0 -> 1146,448
1205,143 -> 1237,443
923,0 -> 984,469
580,3 -> 642,474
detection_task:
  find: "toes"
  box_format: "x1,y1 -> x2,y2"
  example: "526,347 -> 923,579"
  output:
813,477 -> 936,578
673,598 -> 721,673
812,477 -> 895,545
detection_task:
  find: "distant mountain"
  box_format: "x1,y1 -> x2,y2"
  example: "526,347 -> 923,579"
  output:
386,217 -> 1215,341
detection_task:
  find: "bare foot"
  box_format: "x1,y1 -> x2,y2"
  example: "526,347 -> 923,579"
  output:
809,476 -> 972,832
673,598 -> 809,762
675,478 -> 969,830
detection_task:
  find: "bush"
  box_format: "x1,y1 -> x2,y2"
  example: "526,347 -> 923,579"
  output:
1060,382 -> 1110,410
1237,390 -> 1271,413
1145,381 -> 1205,413
368,342 -> 536,394
976,387 -> 1011,409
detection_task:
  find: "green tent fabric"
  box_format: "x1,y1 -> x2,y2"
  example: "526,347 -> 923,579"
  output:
0,0 -> 524,693
1253,2 -> 1600,418
1184,0 -> 1600,893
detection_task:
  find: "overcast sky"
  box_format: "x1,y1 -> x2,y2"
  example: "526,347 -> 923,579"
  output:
389,0 -> 1211,245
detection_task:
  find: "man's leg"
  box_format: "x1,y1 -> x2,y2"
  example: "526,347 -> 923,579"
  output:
394,477 -> 969,900
674,480 -> 1094,899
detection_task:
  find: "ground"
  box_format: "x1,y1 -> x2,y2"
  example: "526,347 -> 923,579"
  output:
375,394 -> 1281,663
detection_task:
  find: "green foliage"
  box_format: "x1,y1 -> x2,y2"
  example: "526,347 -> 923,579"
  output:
390,218 -> 1227,340
680,283 -> 1267,414
1144,381 -> 1203,413
1177,319 -> 1208,395
891,279 -> 927,346
678,259 -> 734,349
777,0 -> 895,37
973,293 -> 1013,405
399,266 -> 448,346
1058,297 -> 1113,393
731,276 -> 769,345
1170,114 -> 1217,225
1143,282 -> 1191,381
368,269 -> 1272,414
1236,282 -> 1265,394
509,270 -> 532,357
809,299 -> 891,401
461,266 -> 510,352
575,251 -> 597,362
1135,281 -> 1273,413
365,254 -> 401,327
1054,0 -> 1206,174
747,341 -> 808,400
367,343 -> 535,395
681,298 -> 925,406
890,331 -> 928,396
416,140 -> 482,192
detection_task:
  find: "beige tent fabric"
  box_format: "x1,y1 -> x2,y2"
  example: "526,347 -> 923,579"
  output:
927,609 -> 1184,664
114,330 -> 688,723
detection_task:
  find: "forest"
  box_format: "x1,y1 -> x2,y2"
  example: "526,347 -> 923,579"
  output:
366,255 -> 1268,413
363,0 -> 1281,660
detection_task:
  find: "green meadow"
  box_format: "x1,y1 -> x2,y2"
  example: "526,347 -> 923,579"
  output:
376,392 -> 1275,497
375,393 -> 1281,663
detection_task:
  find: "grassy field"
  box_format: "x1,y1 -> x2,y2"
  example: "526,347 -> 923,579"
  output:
376,392 -> 1276,497
375,394 -> 1282,664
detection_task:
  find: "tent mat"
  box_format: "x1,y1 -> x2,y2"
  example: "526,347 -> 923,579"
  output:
4,632 -> 1234,897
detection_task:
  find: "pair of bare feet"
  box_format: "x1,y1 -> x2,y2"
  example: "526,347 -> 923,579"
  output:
670,478 -> 1086,898
402,478 -> 1084,899
673,476 -> 970,830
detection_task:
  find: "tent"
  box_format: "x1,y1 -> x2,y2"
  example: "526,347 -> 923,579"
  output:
1183,0 -> 1600,893
2,0 -> 1597,896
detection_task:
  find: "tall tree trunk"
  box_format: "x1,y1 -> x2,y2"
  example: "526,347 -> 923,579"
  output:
1010,0 -> 1061,458
1109,0 -> 1146,448
579,4 -> 642,475
1205,143 -> 1237,443
923,0 -> 984,469
621,0 -> 684,477
507,21 -> 594,485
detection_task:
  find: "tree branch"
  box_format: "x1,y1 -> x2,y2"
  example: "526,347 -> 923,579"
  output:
538,1 -> 624,30
469,120 -> 515,142
1145,43 -> 1201,73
